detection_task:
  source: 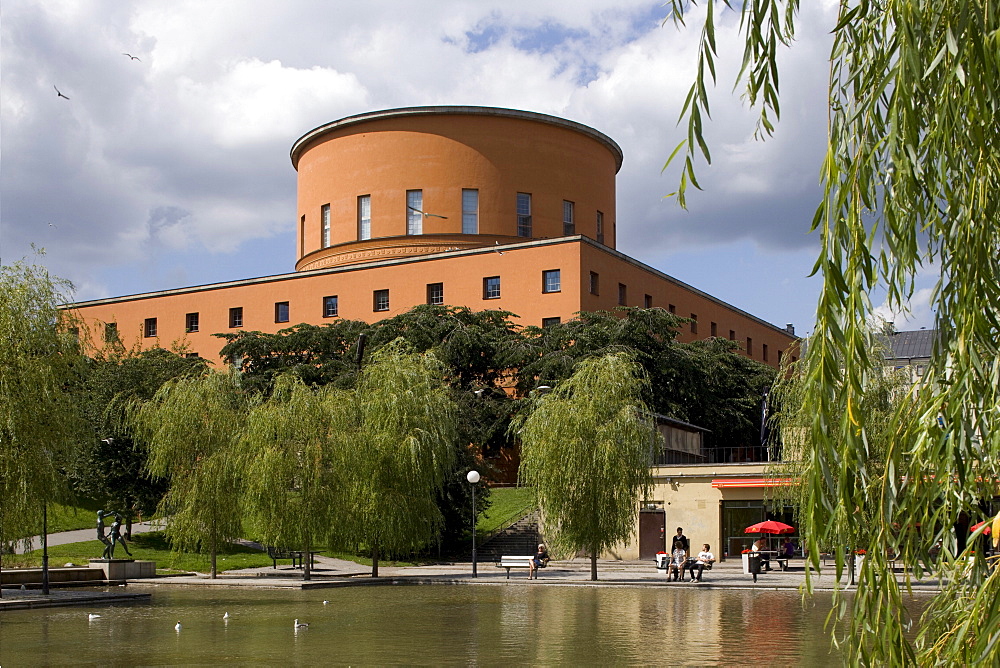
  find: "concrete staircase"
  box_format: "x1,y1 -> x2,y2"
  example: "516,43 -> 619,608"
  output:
470,511 -> 543,562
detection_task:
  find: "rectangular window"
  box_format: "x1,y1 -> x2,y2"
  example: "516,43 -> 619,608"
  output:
407,190 -> 423,235
484,276 -> 501,300
184,352 -> 200,359
729,330 -> 736,341
542,269 -> 561,293
589,271 -> 599,295
321,204 -> 331,248
462,189 -> 478,234
668,304 -> 676,314
427,282 -> 444,305
618,283 -> 627,306
762,344 -> 769,362
186,312 -> 199,333
275,301 -> 289,323
358,195 -> 371,240
644,294 -> 653,308
542,317 -> 561,328
104,322 -> 118,343
562,200 -> 575,235
299,215 -> 305,256
596,211 -> 605,244
323,296 -> 339,318
690,314 -> 698,334
144,318 -> 157,338
516,193 -> 532,237
229,307 -> 243,328
374,289 -> 390,312
746,337 -> 753,356
777,350 -> 783,363
710,322 -> 717,337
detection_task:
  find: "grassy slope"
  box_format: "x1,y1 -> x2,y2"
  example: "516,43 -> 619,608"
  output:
478,487 -> 534,534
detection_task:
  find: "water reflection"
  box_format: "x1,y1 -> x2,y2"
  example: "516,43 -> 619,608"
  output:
0,585 -> 867,665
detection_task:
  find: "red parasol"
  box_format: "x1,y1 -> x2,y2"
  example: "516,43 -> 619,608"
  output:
970,520 -> 992,535
745,520 -> 795,535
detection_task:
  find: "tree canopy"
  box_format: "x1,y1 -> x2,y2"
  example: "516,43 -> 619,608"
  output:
668,2 -> 1000,663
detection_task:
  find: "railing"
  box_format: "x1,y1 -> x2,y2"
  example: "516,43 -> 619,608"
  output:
653,445 -> 788,466
482,503 -> 537,545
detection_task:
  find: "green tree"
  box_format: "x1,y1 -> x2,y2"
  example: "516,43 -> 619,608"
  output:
340,341 -> 459,576
0,260 -> 86,590
240,374 -> 347,580
216,320 -> 369,394
668,2 -> 1000,663
518,307 -> 774,451
69,348 -> 206,529
517,353 -> 656,581
135,370 -> 253,578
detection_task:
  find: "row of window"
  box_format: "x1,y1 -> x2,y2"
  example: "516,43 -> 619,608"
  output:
310,190 -> 606,249
123,270 -> 563,340
586,271 -> 791,363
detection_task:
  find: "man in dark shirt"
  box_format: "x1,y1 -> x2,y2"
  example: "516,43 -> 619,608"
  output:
672,527 -> 690,553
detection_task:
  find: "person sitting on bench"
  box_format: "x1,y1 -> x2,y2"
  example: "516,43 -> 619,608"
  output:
687,544 -> 715,581
528,543 -> 549,579
752,537 -> 771,571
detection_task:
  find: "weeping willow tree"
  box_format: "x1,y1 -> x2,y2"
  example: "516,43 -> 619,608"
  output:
667,1 -> 1000,664
341,340 -> 458,577
240,374 -> 348,580
135,370 -> 253,578
0,259 -> 85,595
517,353 -> 656,581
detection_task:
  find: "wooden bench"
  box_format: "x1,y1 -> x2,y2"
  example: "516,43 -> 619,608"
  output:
496,555 -> 540,579
267,546 -> 302,569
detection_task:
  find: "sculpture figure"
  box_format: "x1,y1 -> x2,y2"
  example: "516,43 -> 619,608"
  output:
108,512 -> 132,558
97,510 -> 113,559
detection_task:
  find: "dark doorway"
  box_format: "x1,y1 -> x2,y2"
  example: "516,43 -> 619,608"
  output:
639,510 -> 666,559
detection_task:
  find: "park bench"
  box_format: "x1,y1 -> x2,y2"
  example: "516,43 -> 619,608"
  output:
495,555 -> 544,579
267,546 -> 302,569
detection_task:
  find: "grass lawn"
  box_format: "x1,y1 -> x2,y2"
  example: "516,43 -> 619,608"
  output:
13,531 -> 274,574
478,486 -> 535,534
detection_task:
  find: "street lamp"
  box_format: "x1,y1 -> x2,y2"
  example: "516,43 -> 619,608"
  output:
467,470 -> 480,577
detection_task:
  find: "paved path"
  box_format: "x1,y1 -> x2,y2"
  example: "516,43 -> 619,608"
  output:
14,521 -> 164,555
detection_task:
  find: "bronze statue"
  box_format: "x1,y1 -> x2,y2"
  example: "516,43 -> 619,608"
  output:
97,510 -> 113,559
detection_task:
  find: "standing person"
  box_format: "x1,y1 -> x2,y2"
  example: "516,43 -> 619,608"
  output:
528,543 -> 549,579
672,527 -> 689,553
690,544 -> 715,581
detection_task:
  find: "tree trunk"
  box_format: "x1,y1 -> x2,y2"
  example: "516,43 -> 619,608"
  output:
590,547 -> 598,581
303,533 -> 311,581
210,536 -> 218,579
372,540 -> 379,578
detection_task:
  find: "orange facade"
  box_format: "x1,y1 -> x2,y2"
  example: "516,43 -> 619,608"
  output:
68,107 -> 796,365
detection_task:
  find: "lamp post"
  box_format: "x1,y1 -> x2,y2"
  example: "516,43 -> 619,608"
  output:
467,470 -> 480,577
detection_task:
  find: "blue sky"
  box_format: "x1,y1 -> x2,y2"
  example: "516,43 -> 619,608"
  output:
1,0 -> 936,336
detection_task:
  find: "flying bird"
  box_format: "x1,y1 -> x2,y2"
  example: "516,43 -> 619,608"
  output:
54,86 -> 70,100
494,241 -> 504,255
223,612 -> 230,620
407,206 -> 448,219
122,53 -> 141,61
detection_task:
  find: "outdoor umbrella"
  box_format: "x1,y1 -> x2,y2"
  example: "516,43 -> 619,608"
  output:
744,520 -> 795,535
970,520 -> 992,535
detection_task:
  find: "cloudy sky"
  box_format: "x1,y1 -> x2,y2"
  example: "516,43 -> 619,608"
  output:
1,0 -> 934,335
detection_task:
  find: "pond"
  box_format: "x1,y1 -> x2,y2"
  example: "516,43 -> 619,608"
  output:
2,585 -> 854,665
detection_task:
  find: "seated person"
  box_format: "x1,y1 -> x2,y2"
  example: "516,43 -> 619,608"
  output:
781,539 -> 795,559
528,543 -> 549,579
689,544 -> 715,581
752,537 -> 771,571
668,543 -> 687,581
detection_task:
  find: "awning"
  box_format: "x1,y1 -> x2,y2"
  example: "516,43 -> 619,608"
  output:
711,477 -> 795,488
